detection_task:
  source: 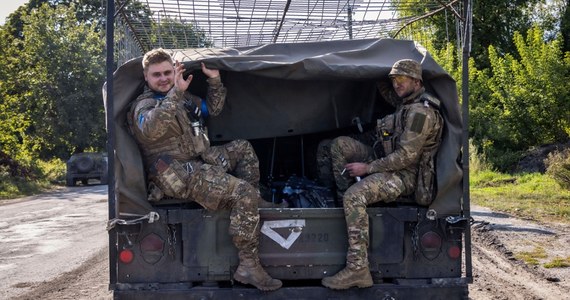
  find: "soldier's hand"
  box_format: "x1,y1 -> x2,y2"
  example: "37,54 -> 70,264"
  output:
344,162 -> 368,177
174,60 -> 193,92
201,62 -> 220,79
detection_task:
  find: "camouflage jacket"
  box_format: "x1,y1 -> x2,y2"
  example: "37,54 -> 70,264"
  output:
367,82 -> 443,175
129,77 -> 227,168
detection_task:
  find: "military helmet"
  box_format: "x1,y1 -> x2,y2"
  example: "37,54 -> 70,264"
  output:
389,59 -> 422,81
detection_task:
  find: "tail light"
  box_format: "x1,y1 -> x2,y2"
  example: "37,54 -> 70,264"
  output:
119,248 -> 134,264
140,233 -> 165,264
420,231 -> 442,249
447,245 -> 461,259
420,231 -> 442,260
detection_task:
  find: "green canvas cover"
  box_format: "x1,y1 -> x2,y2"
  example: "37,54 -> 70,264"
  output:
104,38 -> 463,218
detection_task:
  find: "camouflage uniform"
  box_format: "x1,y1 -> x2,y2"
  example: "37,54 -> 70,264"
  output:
321,59 -> 443,289
129,77 -> 264,264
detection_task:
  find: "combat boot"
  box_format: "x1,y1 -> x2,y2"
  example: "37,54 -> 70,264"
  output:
234,257 -> 282,291
321,266 -> 373,290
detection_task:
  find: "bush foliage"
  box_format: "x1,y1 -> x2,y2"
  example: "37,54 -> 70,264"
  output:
545,149 -> 570,190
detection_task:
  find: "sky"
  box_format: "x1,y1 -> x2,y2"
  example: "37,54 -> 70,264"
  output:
0,0 -> 29,25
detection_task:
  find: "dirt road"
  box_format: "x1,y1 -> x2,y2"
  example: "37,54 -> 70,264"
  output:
2,188 -> 569,299
0,185 -> 110,300
468,206 -> 570,300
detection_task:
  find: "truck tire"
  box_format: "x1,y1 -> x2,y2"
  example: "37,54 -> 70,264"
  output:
66,175 -> 75,187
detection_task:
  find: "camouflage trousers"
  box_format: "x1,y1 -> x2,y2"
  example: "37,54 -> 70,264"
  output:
317,135 -> 375,195
318,136 -> 415,269
152,139 -> 263,252
316,132 -> 375,192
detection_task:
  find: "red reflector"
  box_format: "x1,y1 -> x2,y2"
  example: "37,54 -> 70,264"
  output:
141,233 -> 164,252
119,249 -> 134,264
448,245 -> 461,259
420,231 -> 442,249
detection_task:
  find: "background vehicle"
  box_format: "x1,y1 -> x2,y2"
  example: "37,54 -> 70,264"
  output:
104,1 -> 473,299
66,152 -> 108,186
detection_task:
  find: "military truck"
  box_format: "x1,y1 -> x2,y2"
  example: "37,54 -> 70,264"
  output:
104,38 -> 472,299
66,152 -> 108,186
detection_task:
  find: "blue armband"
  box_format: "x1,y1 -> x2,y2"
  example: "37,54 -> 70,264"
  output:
201,99 -> 209,118
137,114 -> 145,130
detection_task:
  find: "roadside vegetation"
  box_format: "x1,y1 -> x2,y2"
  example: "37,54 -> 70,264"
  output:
0,157 -> 65,199
470,141 -> 570,224
515,245 -> 570,268
471,171 -> 570,224
470,142 -> 570,269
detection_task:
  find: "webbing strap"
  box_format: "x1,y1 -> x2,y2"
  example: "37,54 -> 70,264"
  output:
106,211 -> 160,231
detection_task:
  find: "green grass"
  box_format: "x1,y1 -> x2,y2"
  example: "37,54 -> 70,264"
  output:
514,247 -> 570,268
471,171 -> 570,224
543,256 -> 570,268
471,167 -> 570,269
0,174 -> 49,199
514,246 -> 548,265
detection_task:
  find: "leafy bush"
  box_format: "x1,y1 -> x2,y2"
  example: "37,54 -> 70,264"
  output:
468,27 -> 570,172
0,157 -> 65,199
545,149 -> 570,190
0,165 -> 43,199
484,147 -> 524,172
35,158 -> 66,184
469,139 -> 492,173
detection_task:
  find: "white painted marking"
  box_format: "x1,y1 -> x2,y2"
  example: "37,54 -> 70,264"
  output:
261,219 -> 306,250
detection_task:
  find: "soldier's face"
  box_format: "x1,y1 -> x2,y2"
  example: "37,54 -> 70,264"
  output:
391,75 -> 420,98
144,61 -> 175,94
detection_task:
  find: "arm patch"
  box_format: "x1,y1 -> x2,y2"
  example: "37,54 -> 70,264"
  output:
137,113 -> 145,130
410,113 -> 427,133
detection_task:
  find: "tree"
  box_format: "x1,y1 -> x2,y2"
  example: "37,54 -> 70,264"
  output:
14,3 -> 106,159
3,0 -> 52,40
149,16 -> 212,49
561,0 -> 570,53
469,27 -> 570,169
394,0 -> 541,70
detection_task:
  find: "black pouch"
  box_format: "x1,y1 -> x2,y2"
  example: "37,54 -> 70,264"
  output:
372,140 -> 385,159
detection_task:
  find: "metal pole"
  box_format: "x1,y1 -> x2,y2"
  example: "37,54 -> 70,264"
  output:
462,0 -> 473,282
347,6 -> 353,39
300,136 -> 305,177
106,0 -> 117,288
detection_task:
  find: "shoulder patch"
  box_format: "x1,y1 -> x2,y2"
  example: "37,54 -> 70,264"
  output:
410,112 -> 427,133
137,113 -> 145,130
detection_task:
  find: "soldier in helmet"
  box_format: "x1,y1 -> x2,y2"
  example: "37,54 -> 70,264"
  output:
128,48 -> 282,291
320,59 -> 444,289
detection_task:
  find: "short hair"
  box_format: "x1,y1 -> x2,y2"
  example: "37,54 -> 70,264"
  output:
142,48 -> 173,72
